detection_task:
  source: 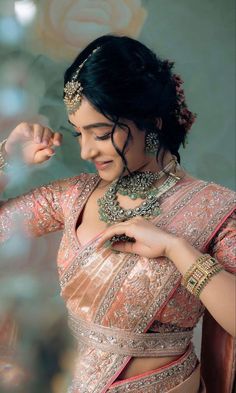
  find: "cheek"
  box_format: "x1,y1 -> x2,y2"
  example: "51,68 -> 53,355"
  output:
112,132 -> 128,150
111,129 -> 146,165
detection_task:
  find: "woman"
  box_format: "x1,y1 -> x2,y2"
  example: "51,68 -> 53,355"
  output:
0,35 -> 235,393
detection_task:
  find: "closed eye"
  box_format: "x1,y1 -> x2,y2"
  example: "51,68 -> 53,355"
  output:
95,132 -> 112,141
72,131 -> 81,138
72,130 -> 112,140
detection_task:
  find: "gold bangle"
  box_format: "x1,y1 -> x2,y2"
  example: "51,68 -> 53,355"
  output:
181,254 -> 210,287
182,254 -> 223,298
194,264 -> 223,297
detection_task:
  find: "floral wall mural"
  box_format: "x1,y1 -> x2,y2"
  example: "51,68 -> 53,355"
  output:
34,0 -> 147,61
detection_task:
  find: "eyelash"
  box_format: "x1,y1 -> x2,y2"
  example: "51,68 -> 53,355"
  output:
71,131 -> 112,141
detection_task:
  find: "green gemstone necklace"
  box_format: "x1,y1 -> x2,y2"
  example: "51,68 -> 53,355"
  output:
97,158 -> 180,224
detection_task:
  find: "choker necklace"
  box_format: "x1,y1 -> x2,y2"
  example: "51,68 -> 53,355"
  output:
98,158 -> 180,224
117,158 -> 176,199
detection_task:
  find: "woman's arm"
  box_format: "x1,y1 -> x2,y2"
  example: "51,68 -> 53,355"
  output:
167,233 -> 236,337
0,180 -> 65,242
0,122 -> 65,242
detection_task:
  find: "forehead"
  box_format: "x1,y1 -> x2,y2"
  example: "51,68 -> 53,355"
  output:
69,98 -> 108,127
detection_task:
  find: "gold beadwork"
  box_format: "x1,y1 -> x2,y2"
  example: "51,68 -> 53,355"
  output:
0,139 -> 8,170
63,81 -> 83,114
68,311 -> 193,357
181,254 -> 223,298
63,47 -> 100,114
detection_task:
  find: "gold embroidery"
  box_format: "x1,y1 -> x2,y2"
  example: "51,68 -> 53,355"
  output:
68,312 -> 193,357
58,176 -> 235,393
108,345 -> 197,392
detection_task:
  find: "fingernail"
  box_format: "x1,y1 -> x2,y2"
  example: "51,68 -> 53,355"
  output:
42,140 -> 48,145
36,137 -> 41,143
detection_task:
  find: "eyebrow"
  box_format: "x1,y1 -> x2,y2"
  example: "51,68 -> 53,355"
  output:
68,120 -> 113,130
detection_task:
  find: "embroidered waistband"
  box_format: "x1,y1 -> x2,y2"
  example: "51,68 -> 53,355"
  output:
108,344 -> 198,392
68,312 -> 193,357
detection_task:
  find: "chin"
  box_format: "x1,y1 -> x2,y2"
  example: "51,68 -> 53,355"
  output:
97,169 -> 122,183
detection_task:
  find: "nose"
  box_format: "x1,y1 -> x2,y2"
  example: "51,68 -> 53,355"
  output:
80,136 -> 98,161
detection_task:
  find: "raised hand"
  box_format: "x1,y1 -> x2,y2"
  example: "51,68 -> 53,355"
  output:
4,122 -> 63,165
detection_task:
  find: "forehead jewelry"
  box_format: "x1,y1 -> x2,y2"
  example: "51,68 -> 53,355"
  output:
64,47 -> 100,114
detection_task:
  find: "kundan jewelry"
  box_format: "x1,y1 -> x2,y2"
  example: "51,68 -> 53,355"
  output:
181,254 -> 223,298
64,47 -> 100,114
98,159 -> 180,224
0,139 -> 8,170
145,132 -> 159,155
117,158 -> 176,200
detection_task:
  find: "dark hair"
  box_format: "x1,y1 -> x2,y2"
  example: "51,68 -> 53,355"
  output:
64,35 -> 196,166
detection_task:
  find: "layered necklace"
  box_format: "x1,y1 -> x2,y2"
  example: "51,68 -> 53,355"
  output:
98,158 -> 180,224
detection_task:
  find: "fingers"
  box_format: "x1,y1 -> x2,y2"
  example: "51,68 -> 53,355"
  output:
111,240 -> 136,254
14,122 -> 63,147
30,124 -> 62,146
97,217 -> 146,249
96,223 -> 132,250
32,124 -> 53,145
34,148 -> 55,164
53,132 -> 63,146
20,123 -> 32,138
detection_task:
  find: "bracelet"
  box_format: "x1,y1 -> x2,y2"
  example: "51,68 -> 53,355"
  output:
181,254 -> 223,298
0,139 -> 9,170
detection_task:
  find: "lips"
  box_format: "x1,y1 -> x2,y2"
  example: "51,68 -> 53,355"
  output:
94,161 -> 112,170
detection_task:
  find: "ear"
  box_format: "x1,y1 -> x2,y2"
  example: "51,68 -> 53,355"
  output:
155,117 -> 162,130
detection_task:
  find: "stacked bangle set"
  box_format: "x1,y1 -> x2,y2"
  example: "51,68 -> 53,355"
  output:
182,254 -> 223,298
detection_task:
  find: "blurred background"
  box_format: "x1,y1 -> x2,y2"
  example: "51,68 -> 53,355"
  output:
0,0 -> 235,392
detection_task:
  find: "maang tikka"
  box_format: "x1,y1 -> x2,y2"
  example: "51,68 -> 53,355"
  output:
145,131 -> 159,155
64,47 -> 100,114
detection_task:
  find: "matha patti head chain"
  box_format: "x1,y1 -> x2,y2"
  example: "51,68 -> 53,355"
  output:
64,47 -> 100,114
64,48 -> 196,132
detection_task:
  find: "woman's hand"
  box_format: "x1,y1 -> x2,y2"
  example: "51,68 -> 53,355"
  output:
4,122 -> 63,165
97,217 -> 177,259
97,217 -> 236,337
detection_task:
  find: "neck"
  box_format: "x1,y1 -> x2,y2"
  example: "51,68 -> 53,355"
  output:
98,150 -> 180,190
139,150 -> 174,173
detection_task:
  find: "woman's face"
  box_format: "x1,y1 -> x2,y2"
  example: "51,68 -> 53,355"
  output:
68,98 -> 154,183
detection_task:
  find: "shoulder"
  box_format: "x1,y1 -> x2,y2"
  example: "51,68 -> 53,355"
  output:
208,209 -> 236,273
37,172 -> 99,211
198,180 -> 235,210
48,172 -> 99,193
173,175 -> 236,230
180,174 -> 235,203
201,180 -> 235,198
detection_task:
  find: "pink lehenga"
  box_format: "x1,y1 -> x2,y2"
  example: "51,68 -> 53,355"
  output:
0,173 -> 235,392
